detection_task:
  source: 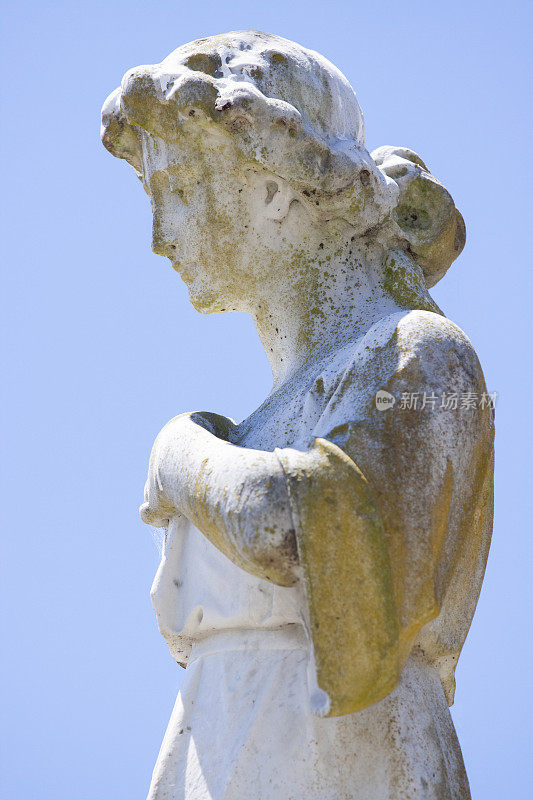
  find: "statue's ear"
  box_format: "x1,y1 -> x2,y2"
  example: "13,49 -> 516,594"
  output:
371,146 -> 466,287
261,177 -> 295,222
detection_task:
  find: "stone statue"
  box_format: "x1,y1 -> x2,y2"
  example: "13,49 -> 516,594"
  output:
102,31 -> 494,800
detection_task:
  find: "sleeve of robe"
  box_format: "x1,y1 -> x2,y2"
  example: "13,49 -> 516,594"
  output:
275,311 -> 494,717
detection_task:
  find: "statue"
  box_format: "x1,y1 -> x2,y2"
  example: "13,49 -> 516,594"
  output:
102,31 -> 494,800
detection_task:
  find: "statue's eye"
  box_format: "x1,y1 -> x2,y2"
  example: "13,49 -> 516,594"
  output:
184,52 -> 223,78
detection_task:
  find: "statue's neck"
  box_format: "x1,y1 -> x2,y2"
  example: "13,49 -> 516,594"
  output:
252,243 -> 406,390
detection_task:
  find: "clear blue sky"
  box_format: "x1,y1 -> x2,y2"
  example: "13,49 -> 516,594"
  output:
1,1 -> 531,798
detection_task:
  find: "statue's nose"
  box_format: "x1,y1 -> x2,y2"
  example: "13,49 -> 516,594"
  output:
151,228 -> 177,258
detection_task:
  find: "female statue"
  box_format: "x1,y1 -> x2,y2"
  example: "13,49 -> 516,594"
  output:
102,30 -> 493,800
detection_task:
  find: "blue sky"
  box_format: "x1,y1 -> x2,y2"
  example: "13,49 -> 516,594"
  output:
1,1 -> 531,798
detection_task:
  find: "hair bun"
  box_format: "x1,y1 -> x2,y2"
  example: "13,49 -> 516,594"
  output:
372,146 -> 466,287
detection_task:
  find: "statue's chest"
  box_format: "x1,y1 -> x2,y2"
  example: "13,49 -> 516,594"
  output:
234,358 -> 356,451
235,391 -> 324,450
233,336 -> 393,451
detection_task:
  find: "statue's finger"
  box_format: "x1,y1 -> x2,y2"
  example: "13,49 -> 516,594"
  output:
139,502 -> 169,528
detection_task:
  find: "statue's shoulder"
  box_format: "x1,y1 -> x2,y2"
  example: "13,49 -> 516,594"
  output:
322,308 -> 492,461
351,309 -> 483,390
359,308 -> 475,355
321,310 -> 486,435
392,308 -> 475,352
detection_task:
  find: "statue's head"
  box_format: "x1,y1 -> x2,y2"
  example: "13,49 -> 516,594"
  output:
102,31 -> 465,312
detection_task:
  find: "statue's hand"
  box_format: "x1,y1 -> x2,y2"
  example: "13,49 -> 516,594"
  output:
139,413 -> 196,529
139,411 -> 237,529
139,469 -> 175,529
139,501 -> 171,529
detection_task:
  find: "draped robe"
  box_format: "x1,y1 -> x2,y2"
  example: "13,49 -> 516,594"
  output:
147,309 -> 494,800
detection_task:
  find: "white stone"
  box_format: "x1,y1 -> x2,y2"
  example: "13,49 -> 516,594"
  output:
102,31 -> 493,800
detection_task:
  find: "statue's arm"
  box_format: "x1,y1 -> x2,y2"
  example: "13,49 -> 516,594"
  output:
139,410 -> 379,588
279,313 -> 494,714
140,411 -> 300,586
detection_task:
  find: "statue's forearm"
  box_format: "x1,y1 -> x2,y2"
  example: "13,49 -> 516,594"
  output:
149,414 -> 299,586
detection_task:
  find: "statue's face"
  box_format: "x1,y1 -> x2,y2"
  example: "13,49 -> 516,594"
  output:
142,127 -> 301,314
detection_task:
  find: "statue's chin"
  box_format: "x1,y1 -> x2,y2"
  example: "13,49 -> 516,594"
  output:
183,269 -> 244,314
187,282 -> 229,315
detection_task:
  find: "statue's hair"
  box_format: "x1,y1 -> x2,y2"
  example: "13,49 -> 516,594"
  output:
102,31 -> 465,287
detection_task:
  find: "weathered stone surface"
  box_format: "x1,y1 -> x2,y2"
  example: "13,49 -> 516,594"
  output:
102,30 -> 493,800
